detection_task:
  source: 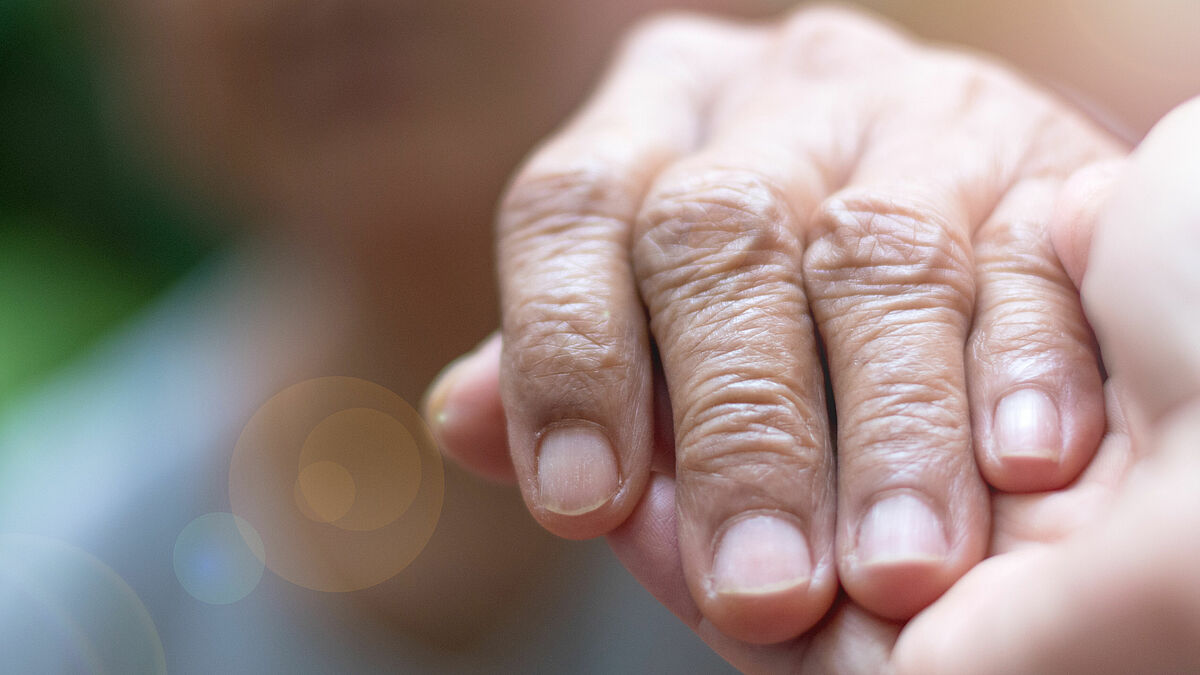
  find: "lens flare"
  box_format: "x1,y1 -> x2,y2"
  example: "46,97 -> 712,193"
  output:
295,460 -> 357,523
173,512 -> 266,605
229,377 -> 444,592
0,534 -> 166,674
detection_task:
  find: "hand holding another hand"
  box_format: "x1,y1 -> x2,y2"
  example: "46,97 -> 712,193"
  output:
611,96 -> 1200,674
427,4 -> 1123,646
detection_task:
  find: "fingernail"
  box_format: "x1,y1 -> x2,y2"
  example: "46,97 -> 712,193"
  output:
993,389 -> 1062,462
423,368 -> 459,433
712,515 -> 812,595
537,424 -> 619,516
858,494 -> 948,566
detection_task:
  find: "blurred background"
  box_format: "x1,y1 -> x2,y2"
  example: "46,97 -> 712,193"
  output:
0,0 -> 1196,673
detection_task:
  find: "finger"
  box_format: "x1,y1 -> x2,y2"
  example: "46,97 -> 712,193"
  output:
1049,160 -> 1125,288
894,408 -> 1200,675
629,8 -> 912,644
424,334 -> 677,484
609,473 -> 903,674
498,15 -> 763,539
804,177 -> 989,621
424,333 -> 514,483
803,54 -> 1106,619
1085,96 -> 1200,426
631,90 -> 855,643
634,154 -> 836,644
607,474 -> 806,674
968,178 -> 1105,492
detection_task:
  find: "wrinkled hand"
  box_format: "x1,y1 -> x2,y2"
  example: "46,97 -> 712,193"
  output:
609,96 -> 1200,674
426,5 -> 1122,642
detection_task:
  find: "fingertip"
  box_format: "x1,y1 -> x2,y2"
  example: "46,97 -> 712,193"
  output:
1050,159 -> 1124,289
971,176 -> 1109,495
841,493 -> 965,622
1084,98 -> 1200,424
535,423 -> 620,517
525,418 -> 652,541
976,379 -> 1105,494
425,333 -> 516,483
701,515 -> 832,644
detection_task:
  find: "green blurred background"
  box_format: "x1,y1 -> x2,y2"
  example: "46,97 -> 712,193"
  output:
0,0 -> 217,412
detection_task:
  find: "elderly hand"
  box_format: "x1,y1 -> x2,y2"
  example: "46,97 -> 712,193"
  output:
607,96 -> 1200,674
425,5 -> 1122,643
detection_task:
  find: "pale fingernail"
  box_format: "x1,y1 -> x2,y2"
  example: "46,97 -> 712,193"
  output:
537,424 -> 619,516
712,515 -> 812,595
993,389 -> 1062,462
858,494 -> 948,566
423,366 -> 460,432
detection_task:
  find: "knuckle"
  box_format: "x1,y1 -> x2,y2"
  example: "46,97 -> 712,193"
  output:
499,156 -> 639,241
842,379 -> 968,465
676,383 -> 824,484
803,189 -> 974,315
633,169 -> 802,303
969,300 -> 1091,366
504,300 -> 632,396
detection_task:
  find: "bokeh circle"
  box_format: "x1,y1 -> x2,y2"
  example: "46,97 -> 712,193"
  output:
0,534 -> 167,674
174,512 -> 266,605
229,377 -> 444,592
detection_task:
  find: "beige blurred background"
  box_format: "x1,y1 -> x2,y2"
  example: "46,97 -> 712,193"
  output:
1,1 -> 1196,672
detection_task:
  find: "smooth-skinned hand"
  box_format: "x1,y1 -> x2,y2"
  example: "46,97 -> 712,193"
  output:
425,5 -> 1123,643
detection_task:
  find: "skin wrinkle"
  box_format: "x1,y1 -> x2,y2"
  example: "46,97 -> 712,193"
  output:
655,275 -> 806,326
674,344 -> 804,388
808,211 -> 972,280
972,327 -> 1068,360
824,311 -> 966,362
675,355 -> 813,403
630,147 -> 832,554
507,315 -> 630,383
844,398 -> 965,443
633,159 -> 823,528
506,296 -> 624,340
499,163 -> 645,238
844,388 -> 964,433
678,441 -> 822,486
971,309 -> 1085,343
644,255 -> 798,306
483,5 -> 1137,659
662,298 -> 809,358
636,206 -> 800,290
667,335 -> 816,415
491,5 -> 1127,646
677,383 -> 815,436
505,219 -> 631,259
975,255 -> 1070,284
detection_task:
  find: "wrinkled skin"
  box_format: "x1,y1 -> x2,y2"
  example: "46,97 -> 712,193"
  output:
432,94 -> 1200,673
427,5 -> 1123,643
608,96 -> 1200,674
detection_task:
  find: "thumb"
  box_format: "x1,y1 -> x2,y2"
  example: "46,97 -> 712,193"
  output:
895,97 -> 1200,675
423,332 -> 516,483
1084,95 -> 1200,426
